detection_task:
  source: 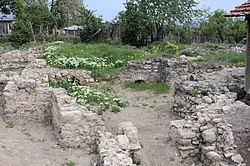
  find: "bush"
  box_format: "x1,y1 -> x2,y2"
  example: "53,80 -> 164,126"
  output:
10,20 -> 33,47
147,40 -> 179,58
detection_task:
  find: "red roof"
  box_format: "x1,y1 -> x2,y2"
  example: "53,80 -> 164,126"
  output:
225,2 -> 250,17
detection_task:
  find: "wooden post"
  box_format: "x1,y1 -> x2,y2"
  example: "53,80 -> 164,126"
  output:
245,15 -> 250,92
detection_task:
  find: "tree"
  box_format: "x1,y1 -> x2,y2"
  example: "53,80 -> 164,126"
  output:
78,7 -> 103,42
227,18 -> 246,43
0,0 -> 25,19
204,9 -> 228,43
51,0 -> 84,28
120,0 -> 199,46
25,4 -> 56,34
10,19 -> 33,46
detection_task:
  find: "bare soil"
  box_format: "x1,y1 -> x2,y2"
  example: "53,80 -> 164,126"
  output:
0,100 -> 95,166
104,82 -> 184,166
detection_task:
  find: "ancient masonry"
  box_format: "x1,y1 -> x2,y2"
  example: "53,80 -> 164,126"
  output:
0,49 -> 141,165
170,68 -> 249,165
125,56 -> 249,165
1,48 -> 249,165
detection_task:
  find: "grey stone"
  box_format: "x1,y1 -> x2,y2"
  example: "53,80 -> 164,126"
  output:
202,129 -> 217,143
179,130 -> 196,139
206,151 -> 221,161
117,135 -> 129,150
202,96 -> 213,104
231,154 -> 244,163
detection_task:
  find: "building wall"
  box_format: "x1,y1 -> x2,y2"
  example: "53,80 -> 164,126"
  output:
0,21 -> 12,35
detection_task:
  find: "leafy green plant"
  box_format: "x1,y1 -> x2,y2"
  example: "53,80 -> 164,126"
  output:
191,91 -> 198,97
124,81 -> 170,94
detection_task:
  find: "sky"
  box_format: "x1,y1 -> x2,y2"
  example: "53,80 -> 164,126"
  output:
85,0 -> 247,21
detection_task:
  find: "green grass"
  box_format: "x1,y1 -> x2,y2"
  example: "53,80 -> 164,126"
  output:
124,81 -> 170,94
194,52 -> 245,67
43,43 -> 146,79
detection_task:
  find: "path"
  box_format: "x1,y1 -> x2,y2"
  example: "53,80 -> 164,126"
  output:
104,83 -> 184,166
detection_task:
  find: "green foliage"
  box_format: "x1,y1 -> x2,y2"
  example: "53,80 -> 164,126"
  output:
200,52 -> 245,67
25,4 -> 56,34
10,19 -> 33,47
49,80 -> 127,115
52,0 -> 84,28
124,81 -> 170,94
43,43 -> 145,78
65,160 -> 75,166
191,91 -> 198,97
78,8 -> 103,43
120,0 -> 199,46
147,41 -> 179,58
0,0 -> 25,19
5,121 -> 14,128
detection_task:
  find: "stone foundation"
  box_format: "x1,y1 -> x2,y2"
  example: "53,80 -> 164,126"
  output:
0,50 -> 105,151
170,68 -> 249,166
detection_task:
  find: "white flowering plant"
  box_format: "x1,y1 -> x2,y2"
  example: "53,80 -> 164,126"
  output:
49,79 -> 127,115
43,44 -> 145,78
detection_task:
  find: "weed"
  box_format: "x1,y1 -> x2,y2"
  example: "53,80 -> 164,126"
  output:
20,129 -> 46,142
191,91 -> 198,97
169,156 -> 176,161
140,143 -> 144,148
65,160 -> 75,166
111,106 -> 121,114
124,81 -> 170,94
5,121 -> 14,128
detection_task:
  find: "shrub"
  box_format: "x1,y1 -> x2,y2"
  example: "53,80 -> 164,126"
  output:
10,19 -> 33,47
147,40 -> 179,58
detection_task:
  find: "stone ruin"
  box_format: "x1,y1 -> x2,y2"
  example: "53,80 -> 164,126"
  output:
0,49 -> 141,165
170,68 -> 250,165
124,56 -> 250,165
1,47 -> 249,166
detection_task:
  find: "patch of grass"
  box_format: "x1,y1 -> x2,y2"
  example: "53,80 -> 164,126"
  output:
124,81 -> 170,94
43,43 -> 146,79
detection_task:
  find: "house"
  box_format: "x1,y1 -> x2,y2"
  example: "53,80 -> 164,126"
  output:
62,25 -> 83,36
0,15 -> 15,36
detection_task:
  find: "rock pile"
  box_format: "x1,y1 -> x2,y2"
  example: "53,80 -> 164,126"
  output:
97,122 -> 141,166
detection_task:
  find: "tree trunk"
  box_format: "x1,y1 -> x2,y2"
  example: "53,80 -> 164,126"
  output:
245,15 -> 250,92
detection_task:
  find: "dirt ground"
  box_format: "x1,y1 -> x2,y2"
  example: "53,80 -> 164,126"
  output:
0,95 -> 95,166
104,83 -> 184,166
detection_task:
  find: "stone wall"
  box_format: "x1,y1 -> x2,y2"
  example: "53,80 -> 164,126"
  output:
1,50 -> 105,151
170,68 -> 249,166
123,57 -> 224,82
97,122 -> 141,166
52,88 -> 104,150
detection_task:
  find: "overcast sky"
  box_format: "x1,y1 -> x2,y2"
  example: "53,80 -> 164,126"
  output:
85,0 -> 246,21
